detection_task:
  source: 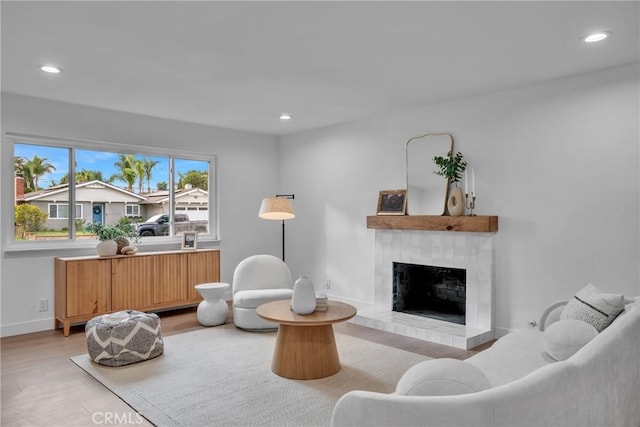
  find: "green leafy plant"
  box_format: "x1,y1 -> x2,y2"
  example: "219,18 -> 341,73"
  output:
14,204 -> 48,239
433,151 -> 467,185
84,222 -> 139,243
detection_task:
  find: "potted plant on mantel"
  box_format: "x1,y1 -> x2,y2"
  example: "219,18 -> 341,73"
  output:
84,221 -> 139,257
433,150 -> 467,216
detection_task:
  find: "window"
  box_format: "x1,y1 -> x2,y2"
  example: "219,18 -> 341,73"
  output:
48,204 -> 82,219
125,205 -> 140,217
9,135 -> 216,244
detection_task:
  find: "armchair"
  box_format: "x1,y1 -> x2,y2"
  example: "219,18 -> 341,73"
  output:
232,254 -> 293,330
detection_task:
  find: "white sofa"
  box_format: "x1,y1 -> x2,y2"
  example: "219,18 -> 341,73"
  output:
331,295 -> 639,427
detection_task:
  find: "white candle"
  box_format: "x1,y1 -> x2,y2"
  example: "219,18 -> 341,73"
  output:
471,168 -> 476,197
464,170 -> 468,194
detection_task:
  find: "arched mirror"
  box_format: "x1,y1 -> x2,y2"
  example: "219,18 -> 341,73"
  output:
406,133 -> 453,215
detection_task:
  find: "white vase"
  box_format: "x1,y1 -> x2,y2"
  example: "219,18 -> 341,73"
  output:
447,186 -> 465,216
291,275 -> 316,315
96,240 -> 118,257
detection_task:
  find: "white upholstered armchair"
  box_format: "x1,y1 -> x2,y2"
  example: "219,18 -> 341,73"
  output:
232,254 -> 293,330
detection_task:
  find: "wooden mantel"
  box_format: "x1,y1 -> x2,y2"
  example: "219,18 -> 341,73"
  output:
366,215 -> 498,232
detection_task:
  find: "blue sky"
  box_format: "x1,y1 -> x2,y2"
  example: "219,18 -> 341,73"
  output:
15,143 -> 208,192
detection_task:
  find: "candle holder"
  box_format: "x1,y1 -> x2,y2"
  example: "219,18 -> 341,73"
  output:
465,193 -> 476,216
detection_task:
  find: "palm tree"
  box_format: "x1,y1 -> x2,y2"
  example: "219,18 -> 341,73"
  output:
135,159 -> 145,194
26,155 -> 56,190
142,158 -> 159,193
14,156 -> 26,176
111,154 -> 137,192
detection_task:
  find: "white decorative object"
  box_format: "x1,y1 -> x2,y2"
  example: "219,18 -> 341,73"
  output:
447,186 -> 465,216
291,275 -> 316,314
96,239 -> 118,257
195,283 -> 229,326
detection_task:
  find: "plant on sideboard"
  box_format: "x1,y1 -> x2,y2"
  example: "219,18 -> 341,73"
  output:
433,151 -> 467,216
84,220 -> 139,256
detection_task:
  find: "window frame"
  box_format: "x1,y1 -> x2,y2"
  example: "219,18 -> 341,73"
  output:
125,204 -> 141,217
47,203 -> 83,220
4,132 -> 219,252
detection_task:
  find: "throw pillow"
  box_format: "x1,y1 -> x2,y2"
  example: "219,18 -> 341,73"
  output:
560,283 -> 625,332
544,319 -> 598,361
395,358 -> 491,396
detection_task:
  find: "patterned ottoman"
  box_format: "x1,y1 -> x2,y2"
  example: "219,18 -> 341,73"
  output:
86,310 -> 164,367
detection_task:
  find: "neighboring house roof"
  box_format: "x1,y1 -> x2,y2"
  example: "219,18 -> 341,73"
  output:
142,187 -> 209,205
23,180 -> 147,202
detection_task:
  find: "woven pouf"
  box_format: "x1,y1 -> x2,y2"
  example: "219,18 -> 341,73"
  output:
86,310 -> 164,367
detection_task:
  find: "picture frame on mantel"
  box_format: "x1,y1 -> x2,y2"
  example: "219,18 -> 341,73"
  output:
377,189 -> 407,215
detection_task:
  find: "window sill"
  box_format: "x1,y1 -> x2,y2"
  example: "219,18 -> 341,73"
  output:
3,235 -> 221,257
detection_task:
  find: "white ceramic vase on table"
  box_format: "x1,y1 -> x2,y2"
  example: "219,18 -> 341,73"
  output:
291,275 -> 316,315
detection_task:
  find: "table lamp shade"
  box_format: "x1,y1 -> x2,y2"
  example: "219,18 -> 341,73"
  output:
259,197 -> 295,220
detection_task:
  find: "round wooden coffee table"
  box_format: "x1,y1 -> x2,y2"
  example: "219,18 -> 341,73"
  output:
256,300 -> 357,380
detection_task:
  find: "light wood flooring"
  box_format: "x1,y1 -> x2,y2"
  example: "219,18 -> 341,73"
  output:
1,304 -> 494,426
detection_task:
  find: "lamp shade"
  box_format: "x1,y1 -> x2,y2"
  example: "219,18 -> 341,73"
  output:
259,197 -> 295,220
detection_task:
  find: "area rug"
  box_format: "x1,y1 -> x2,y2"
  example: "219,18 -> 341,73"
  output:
71,323 -> 429,427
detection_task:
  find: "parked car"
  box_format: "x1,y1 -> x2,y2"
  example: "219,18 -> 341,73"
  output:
135,213 -> 207,236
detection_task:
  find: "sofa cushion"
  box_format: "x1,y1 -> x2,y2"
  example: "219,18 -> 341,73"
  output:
560,283 -> 625,332
544,319 -> 598,361
395,358 -> 491,396
233,288 -> 293,309
466,331 -> 549,387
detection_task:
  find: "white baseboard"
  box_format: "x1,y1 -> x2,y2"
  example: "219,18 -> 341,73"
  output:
324,293 -> 374,311
1,317 -> 54,338
493,326 -> 513,339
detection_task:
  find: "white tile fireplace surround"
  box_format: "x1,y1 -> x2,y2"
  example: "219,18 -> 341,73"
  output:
355,230 -> 495,349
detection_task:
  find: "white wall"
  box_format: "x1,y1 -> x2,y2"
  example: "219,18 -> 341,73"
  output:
0,93 -> 283,336
2,64 -> 638,337
278,63 -> 640,334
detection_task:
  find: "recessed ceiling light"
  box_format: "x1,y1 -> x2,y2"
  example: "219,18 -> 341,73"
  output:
40,65 -> 63,74
279,114 -> 292,120
584,32 -> 611,43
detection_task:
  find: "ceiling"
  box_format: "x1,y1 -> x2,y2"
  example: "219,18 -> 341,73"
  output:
2,1 -> 639,136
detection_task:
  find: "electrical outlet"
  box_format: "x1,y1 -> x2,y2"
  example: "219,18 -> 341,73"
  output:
324,280 -> 331,289
38,298 -> 48,312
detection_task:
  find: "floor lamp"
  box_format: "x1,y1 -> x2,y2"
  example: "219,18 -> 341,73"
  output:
259,194 -> 295,261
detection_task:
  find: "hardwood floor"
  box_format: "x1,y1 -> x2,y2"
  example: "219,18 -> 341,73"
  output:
1,304 -> 493,426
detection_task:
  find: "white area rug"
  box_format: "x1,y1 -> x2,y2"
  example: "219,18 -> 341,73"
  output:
71,324 -> 429,427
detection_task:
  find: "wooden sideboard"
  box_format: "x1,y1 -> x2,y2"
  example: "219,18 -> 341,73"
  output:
54,249 -> 220,336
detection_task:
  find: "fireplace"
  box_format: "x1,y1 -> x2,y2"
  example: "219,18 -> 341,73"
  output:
393,262 -> 466,325
354,230 -> 495,349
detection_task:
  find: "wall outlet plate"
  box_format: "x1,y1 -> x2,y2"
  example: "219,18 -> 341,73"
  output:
38,298 -> 48,312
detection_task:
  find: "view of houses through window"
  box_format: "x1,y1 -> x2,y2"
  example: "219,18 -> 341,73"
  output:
13,140 -> 212,242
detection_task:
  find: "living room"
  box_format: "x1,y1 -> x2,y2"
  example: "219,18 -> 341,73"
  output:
1,1 -> 639,426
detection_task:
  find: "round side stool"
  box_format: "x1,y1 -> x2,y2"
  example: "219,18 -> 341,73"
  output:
195,282 -> 229,326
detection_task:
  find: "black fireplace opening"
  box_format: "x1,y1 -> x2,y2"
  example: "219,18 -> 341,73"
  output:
393,262 -> 466,325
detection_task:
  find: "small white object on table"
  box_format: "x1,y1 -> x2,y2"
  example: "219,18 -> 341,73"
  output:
194,282 -> 229,326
